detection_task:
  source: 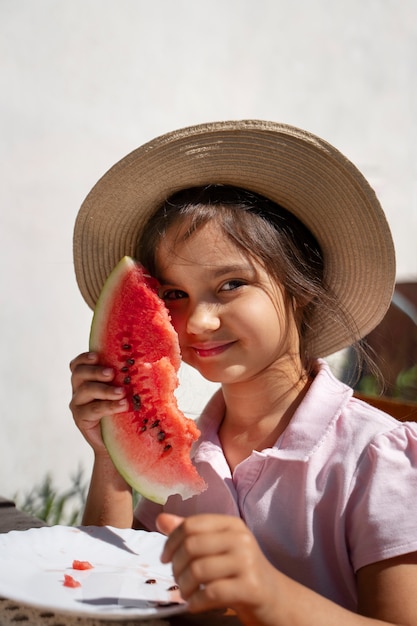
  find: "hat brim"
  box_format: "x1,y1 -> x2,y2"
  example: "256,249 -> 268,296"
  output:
73,120 -> 395,357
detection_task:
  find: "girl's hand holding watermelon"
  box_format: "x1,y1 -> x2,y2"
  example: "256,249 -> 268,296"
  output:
69,351 -> 128,454
70,351 -> 135,528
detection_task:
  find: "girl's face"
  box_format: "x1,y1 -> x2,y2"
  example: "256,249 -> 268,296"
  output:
155,219 -> 301,385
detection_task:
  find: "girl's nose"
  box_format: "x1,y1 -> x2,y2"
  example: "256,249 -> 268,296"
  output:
186,302 -> 221,334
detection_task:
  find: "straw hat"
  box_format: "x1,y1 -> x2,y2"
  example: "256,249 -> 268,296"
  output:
73,119 -> 395,357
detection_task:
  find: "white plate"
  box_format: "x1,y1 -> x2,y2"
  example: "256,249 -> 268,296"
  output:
0,525 -> 186,620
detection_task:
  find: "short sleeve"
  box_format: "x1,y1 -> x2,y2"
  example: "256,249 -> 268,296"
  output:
348,421 -> 417,571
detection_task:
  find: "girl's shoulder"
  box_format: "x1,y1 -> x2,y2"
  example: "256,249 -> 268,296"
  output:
344,393 -> 417,439
344,394 -> 417,461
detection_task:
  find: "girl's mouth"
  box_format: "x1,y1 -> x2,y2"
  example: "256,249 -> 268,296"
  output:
190,342 -> 235,358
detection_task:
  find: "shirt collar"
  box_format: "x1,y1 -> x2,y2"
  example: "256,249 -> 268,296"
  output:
194,359 -> 353,462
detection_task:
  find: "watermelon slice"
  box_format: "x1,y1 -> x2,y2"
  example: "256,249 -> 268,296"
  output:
89,256 -> 206,504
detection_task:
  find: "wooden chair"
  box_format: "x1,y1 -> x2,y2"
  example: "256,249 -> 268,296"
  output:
351,282 -> 417,423
354,392 -> 417,423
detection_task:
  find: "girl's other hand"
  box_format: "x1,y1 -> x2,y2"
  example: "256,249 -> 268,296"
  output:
157,513 -> 281,624
69,352 -> 128,454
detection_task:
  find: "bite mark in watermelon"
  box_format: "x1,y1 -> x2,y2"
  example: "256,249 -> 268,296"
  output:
89,256 -> 206,504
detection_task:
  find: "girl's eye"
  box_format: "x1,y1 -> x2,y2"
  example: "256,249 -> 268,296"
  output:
220,279 -> 246,292
161,289 -> 187,301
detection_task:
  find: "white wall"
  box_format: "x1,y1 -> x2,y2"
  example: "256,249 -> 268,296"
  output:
1,0 -> 416,500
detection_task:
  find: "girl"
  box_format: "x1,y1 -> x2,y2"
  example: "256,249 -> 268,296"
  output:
70,121 -> 417,626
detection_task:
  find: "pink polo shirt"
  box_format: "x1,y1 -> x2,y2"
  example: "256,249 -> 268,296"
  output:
135,360 -> 417,611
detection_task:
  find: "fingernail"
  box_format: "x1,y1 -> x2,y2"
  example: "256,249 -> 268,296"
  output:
114,387 -> 124,395
103,368 -> 113,376
87,352 -> 96,360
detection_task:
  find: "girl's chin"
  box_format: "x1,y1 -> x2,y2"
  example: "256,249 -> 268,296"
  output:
186,360 -> 248,385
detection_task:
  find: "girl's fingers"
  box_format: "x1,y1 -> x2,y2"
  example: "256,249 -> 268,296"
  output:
175,551 -> 239,599
184,570 -> 246,613
71,380 -> 124,405
160,514 -> 245,563
70,391 -> 128,452
170,529 -> 244,588
69,351 -> 98,371
71,365 -> 115,394
70,379 -> 127,424
70,352 -> 113,391
156,513 -> 184,536
73,396 -> 128,421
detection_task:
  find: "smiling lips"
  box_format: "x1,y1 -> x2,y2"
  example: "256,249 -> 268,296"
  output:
190,341 -> 236,357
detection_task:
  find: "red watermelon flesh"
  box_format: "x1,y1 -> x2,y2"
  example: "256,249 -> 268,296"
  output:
89,256 -> 207,504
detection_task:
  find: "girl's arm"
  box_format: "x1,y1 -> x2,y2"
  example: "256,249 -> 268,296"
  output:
81,452 -> 134,527
158,513 -> 416,626
69,352 -> 134,528
357,551 -> 417,624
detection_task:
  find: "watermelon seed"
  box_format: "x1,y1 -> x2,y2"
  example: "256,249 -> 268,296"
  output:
123,376 -> 131,384
122,344 -> 132,351
157,431 -> 166,441
164,444 -> 172,452
140,425 -> 147,432
121,366 -> 129,372
132,394 -> 141,410
146,579 -> 157,584
126,358 -> 135,365
168,584 -> 179,591
150,420 -> 160,428
143,418 -> 148,424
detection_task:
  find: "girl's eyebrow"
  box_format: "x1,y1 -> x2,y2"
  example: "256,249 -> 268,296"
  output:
210,264 -> 255,278
158,264 -> 255,285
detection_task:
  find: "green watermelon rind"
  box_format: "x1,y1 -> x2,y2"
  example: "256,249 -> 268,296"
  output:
90,257 -> 133,349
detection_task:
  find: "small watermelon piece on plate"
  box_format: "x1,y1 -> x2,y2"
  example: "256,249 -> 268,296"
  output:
63,574 -> 81,588
89,256 -> 207,504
